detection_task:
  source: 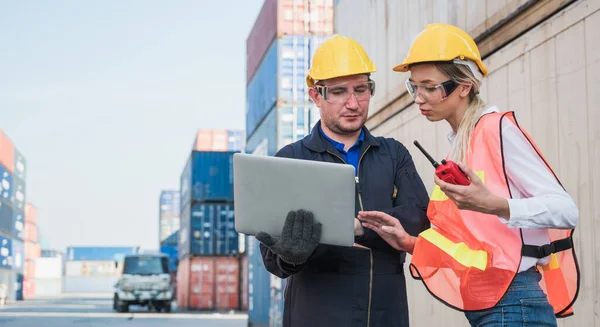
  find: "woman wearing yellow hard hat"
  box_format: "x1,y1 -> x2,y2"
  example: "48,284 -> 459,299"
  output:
358,23 -> 580,326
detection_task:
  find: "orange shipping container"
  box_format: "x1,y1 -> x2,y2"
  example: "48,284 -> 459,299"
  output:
24,260 -> 36,279
23,278 -> 35,299
25,203 -> 37,225
0,129 -> 14,173
25,222 -> 38,243
176,256 -> 240,311
210,130 -> 229,152
25,241 -> 41,262
192,129 -> 229,152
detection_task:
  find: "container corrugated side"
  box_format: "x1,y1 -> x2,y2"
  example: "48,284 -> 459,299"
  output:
227,131 -> 246,153
240,255 -> 249,311
0,163 -> 13,202
159,217 -> 180,244
178,203 -> 191,259
25,241 -> 40,262
246,0 -> 278,85
248,236 -> 270,325
193,129 -> 245,152
277,104 -> 319,149
180,151 -> 236,206
159,190 -> 180,217
246,39 -> 278,139
188,256 -> 215,310
176,255 -> 190,309
25,222 -> 37,243
0,130 -> 14,174
180,155 -> 193,211
0,235 -> 12,269
245,107 -> 278,156
270,276 -> 287,326
66,246 -> 139,261
277,0 -> 334,37
22,277 -> 34,299
180,202 -> 238,257
11,176 -> 25,212
13,148 -> 26,181
34,257 -> 62,279
278,35 -> 328,105
13,208 -> 24,240
215,257 -> 240,310
0,198 -> 13,236
25,203 -> 37,225
11,239 -> 24,272
213,203 -> 238,256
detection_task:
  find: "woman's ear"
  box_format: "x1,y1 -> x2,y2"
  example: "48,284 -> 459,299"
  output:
459,82 -> 473,98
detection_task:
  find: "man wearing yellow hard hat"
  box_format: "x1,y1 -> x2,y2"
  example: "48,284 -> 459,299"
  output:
256,34 -> 430,326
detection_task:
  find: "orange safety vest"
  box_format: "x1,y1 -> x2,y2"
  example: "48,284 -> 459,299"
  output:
409,111 -> 580,317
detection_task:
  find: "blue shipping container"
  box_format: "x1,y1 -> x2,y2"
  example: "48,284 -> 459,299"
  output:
245,107 -> 278,156
227,131 -> 246,153
180,151 -> 236,207
246,39 -> 278,140
270,277 -> 287,327
161,230 -> 179,247
0,198 -> 13,236
159,190 -> 180,217
246,35 -> 328,140
0,164 -> 13,202
0,235 -> 12,269
159,245 -> 178,273
11,177 -> 25,212
66,246 -> 140,262
13,149 -> 26,181
178,202 -> 238,258
13,208 -> 24,241
11,239 -> 23,272
248,236 -> 270,326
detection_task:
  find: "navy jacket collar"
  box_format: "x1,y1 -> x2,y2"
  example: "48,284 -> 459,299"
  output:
302,120 -> 380,153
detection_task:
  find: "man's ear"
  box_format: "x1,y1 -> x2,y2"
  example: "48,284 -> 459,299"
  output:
309,87 -> 321,105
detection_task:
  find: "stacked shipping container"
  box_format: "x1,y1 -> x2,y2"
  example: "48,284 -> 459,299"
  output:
177,148 -> 243,311
0,128 -> 32,302
245,0 -> 334,325
23,203 -> 40,299
192,129 -> 245,153
159,190 -> 180,245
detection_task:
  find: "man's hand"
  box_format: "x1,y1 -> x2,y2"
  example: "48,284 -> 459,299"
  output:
256,209 -> 322,265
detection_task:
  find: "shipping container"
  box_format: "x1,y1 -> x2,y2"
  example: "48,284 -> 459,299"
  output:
0,163 -> 13,202
22,277 -> 34,299
13,208 -> 24,241
0,198 -> 13,236
179,202 -> 238,258
41,249 -> 63,258
25,223 -> 37,243
24,260 -> 35,279
159,245 -> 178,273
0,130 -> 14,174
11,239 -> 24,273
269,275 -> 287,327
240,255 -> 248,311
66,246 -> 139,261
159,217 -> 180,244
192,129 -> 245,152
159,190 -> 180,217
11,176 -> 25,212
176,256 -> 240,311
246,0 -> 334,85
248,236 -> 270,326
24,241 -> 40,263
34,257 -> 63,279
25,203 -> 36,225
32,278 -> 62,297
65,260 -> 121,277
246,35 -> 326,140
161,230 -> 179,247
13,148 -> 26,182
0,234 -> 12,269
180,151 -> 237,207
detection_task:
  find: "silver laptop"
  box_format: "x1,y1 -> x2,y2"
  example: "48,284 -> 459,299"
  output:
233,153 -> 356,247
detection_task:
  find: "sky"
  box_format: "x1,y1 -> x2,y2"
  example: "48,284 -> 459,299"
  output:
0,0 -> 264,251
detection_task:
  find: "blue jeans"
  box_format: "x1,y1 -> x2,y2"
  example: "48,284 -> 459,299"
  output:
464,268 -> 557,327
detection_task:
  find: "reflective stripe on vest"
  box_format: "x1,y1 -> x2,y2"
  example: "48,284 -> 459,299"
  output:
409,111 -> 580,318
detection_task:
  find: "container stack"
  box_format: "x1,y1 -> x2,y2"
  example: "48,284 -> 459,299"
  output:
158,190 -> 181,299
244,0 -> 334,325
63,246 -> 139,293
23,203 -> 41,299
0,128 -> 31,302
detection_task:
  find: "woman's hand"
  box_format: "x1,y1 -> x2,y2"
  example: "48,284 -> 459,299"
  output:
434,162 -> 510,218
356,211 -> 416,253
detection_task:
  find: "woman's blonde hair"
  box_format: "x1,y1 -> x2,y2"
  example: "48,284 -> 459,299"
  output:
434,61 -> 487,163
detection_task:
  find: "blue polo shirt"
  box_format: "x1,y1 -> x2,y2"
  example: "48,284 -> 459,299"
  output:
318,124 -> 364,176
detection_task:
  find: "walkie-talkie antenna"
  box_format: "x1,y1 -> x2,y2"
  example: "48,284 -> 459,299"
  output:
413,140 -> 440,168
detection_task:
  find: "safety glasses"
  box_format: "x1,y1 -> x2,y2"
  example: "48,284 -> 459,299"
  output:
405,79 -> 459,104
315,80 -> 376,104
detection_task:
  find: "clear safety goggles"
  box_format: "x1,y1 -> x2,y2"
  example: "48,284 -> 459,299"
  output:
405,79 -> 459,104
315,80 -> 376,104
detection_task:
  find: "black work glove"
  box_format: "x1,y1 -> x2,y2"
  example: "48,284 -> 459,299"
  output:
256,209 -> 322,265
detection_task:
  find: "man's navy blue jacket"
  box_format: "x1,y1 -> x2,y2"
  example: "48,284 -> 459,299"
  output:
259,121 -> 430,327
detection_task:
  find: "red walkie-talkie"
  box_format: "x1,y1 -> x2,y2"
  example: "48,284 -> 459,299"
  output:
413,140 -> 471,186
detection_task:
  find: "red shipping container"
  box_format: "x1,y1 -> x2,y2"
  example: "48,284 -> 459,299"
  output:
25,203 -> 37,225
192,130 -> 230,152
24,260 -> 36,279
215,257 -> 240,310
176,256 -> 190,309
240,256 -> 248,311
23,278 -> 35,299
246,0 -> 278,85
0,129 -> 14,174
188,257 -> 216,310
25,241 -> 41,262
25,222 -> 38,243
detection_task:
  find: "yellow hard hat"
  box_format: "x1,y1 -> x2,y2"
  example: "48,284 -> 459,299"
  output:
393,23 -> 488,78
306,34 -> 376,87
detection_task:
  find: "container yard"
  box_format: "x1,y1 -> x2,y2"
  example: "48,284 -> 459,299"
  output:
0,1 -> 598,327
